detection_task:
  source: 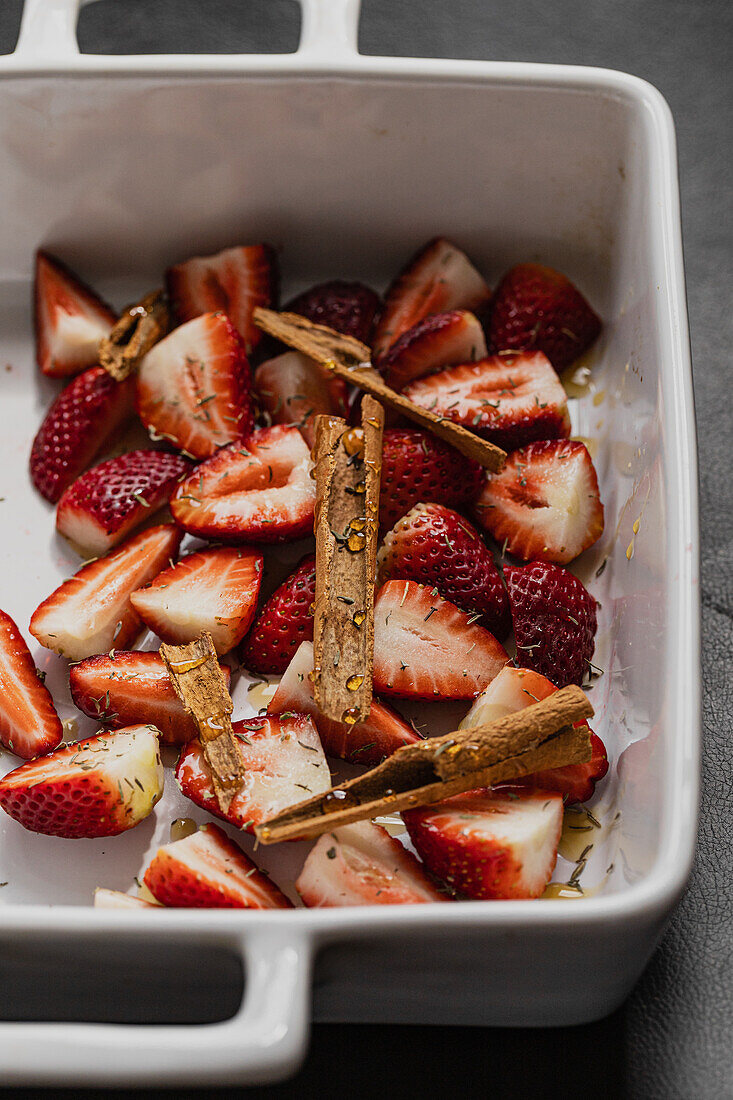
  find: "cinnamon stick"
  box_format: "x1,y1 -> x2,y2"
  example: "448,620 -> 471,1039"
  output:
99,289 -> 169,380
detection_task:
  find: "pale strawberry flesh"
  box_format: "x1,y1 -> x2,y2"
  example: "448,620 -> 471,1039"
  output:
254,350 -> 348,448
34,250 -> 116,377
240,553 -> 315,675
381,309 -> 487,390
379,428 -> 485,529
0,610 -> 62,759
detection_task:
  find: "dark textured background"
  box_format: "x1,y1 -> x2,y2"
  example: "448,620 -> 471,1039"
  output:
1,1 -> 731,1097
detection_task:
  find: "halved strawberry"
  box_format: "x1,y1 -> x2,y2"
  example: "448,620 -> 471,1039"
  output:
285,280 -> 381,345
166,243 -> 277,354
380,310 -> 487,390
402,352 -> 570,451
0,610 -> 62,759
30,524 -> 181,662
240,553 -> 315,675
504,561 -> 598,687
489,263 -> 602,371
130,546 -> 262,654
373,580 -> 507,699
379,429 -> 485,529
377,503 -> 510,637
373,238 -> 491,361
69,651 -> 231,745
94,889 -> 161,909
175,713 -> 330,831
144,822 -> 291,909
170,426 -> 315,543
512,731 -> 609,804
403,788 -> 564,900
254,351 -> 348,448
296,821 -> 446,907
0,726 -> 163,838
56,449 -> 192,556
136,312 -> 254,459
34,250 -> 116,377
29,367 -> 135,503
268,641 -> 420,765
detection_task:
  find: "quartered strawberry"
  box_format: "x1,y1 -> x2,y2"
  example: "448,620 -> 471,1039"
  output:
403,788 -> 564,900
377,503 -> 510,637
504,561 -> 598,687
373,238 -> 491,361
0,610 -> 62,759
0,726 -> 163,838
144,822 -> 291,909
380,310 -> 487,390
166,243 -> 277,354
475,439 -> 604,564
29,367 -> 135,503
296,821 -> 446,907
69,651 -> 231,745
136,312 -> 254,459
254,351 -> 348,448
489,263 -> 601,371
402,351 -> 570,451
171,425 -> 315,543
34,250 -> 116,377
379,428 -> 485,529
373,580 -> 507,699
240,553 -> 315,675
130,546 -> 263,655
268,641 -> 420,765
176,713 -> 330,831
513,731 -> 609,804
56,449 -> 192,556
285,280 -> 381,344
94,888 -> 161,909
30,524 -> 181,662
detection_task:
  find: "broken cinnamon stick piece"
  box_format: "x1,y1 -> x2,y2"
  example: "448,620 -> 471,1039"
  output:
99,289 -> 169,380
253,307 -> 506,473
312,395 -> 384,725
160,633 -> 244,812
255,684 -> 593,843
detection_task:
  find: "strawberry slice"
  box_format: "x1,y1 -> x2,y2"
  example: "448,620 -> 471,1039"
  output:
373,238 -> 491,361
0,610 -> 62,759
130,546 -> 263,655
69,651 -> 231,745
403,788 -> 564,900
94,889 -> 161,909
240,553 -> 315,675
296,821 -> 446,907
504,561 -> 598,687
56,449 -> 192,556
143,822 -> 291,909
136,312 -> 254,459
29,367 -> 135,504
380,310 -> 487,390
34,250 -> 116,377
175,713 -> 330,831
30,524 -> 181,662
268,641 -> 420,765
170,426 -> 315,543
0,726 -> 163,838
402,351 -> 570,451
166,243 -> 277,354
373,580 -> 507,699
379,428 -> 485,529
475,439 -> 604,564
254,351 -> 348,448
285,280 -> 381,344
489,263 -> 601,372
377,503 -> 510,637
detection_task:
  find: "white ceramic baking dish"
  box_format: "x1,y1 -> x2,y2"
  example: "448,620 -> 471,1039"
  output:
0,0 -> 699,1086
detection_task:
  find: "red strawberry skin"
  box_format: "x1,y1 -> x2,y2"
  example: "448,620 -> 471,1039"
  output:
377,503 -> 510,638
380,309 -> 487,391
29,367 -> 135,503
34,250 -> 116,377
504,561 -> 598,687
379,429 -> 485,528
0,610 -> 62,759
240,553 -> 315,675
285,280 -> 381,345
489,263 -> 601,371
511,731 -> 609,804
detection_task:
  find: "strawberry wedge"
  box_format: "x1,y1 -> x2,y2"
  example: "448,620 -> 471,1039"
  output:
380,310 -> 487,390
373,580 -> 507,699
268,641 -> 420,765
34,250 -> 116,377
240,553 -> 316,675
0,610 -> 62,759
94,889 -> 161,909
30,524 -> 181,662
254,351 -> 348,448
171,425 -> 315,543
144,823 -> 291,909
379,429 -> 485,529
0,726 -> 163,838
296,821 -> 446,907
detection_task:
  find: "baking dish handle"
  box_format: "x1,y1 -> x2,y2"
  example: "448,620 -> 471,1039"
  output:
0,928 -> 313,1088
298,0 -> 362,63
